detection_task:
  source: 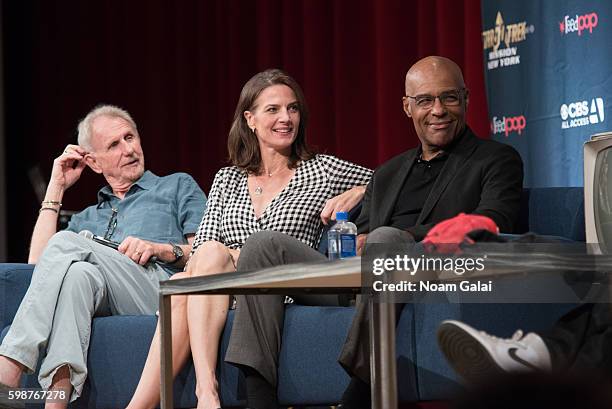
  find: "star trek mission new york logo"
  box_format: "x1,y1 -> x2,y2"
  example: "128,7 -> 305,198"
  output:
482,11 -> 535,70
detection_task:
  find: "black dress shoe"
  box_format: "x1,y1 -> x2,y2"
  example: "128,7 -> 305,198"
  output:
338,376 -> 371,409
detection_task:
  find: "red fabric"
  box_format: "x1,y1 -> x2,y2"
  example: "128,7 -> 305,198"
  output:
422,213 -> 499,253
5,0 -> 488,261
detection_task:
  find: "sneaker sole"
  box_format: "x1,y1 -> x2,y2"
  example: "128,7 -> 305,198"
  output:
437,321 -> 504,383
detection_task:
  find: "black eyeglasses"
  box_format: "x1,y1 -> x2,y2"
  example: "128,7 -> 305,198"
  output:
405,88 -> 466,109
104,208 -> 118,240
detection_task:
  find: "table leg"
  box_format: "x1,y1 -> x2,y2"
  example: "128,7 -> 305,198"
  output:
160,293 -> 174,409
369,299 -> 398,409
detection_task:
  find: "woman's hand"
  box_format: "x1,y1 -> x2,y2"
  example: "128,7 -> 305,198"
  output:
320,185 -> 366,225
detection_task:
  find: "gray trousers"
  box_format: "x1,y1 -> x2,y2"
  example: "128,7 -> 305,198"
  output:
0,231 -> 169,401
224,227 -> 412,387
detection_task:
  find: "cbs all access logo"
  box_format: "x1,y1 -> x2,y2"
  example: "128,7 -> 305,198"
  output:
490,115 -> 526,137
560,98 -> 605,130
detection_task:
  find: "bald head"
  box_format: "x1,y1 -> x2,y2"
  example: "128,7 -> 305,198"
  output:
405,56 -> 465,96
402,56 -> 469,160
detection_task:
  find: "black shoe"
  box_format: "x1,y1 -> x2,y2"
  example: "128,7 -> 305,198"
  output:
243,368 -> 278,409
338,376 -> 371,409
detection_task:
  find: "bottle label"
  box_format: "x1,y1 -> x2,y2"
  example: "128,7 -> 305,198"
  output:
340,233 -> 356,258
328,234 -> 339,259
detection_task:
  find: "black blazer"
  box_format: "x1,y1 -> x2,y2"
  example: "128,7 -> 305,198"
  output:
355,127 -> 524,241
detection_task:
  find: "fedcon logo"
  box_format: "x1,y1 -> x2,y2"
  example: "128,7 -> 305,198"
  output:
559,12 -> 598,35
560,98 -> 605,129
490,115 -> 526,137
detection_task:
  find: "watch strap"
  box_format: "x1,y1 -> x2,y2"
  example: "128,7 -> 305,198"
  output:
169,242 -> 184,263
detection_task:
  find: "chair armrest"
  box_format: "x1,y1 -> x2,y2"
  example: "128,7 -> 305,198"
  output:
0,264 -> 34,329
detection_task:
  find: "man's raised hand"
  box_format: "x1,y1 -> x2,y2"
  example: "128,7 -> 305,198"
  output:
50,144 -> 88,191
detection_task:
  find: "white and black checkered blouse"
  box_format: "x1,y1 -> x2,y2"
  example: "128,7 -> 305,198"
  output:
192,154 -> 372,252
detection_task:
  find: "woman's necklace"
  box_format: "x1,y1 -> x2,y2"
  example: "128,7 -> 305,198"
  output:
254,170 -> 277,195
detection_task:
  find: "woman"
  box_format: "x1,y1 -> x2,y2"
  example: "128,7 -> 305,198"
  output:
127,69 -> 372,409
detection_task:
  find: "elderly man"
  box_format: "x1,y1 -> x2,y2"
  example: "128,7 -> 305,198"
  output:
0,105 -> 206,408
225,56 -> 523,409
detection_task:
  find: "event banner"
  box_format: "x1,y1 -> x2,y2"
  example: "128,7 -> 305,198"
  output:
481,0 -> 611,187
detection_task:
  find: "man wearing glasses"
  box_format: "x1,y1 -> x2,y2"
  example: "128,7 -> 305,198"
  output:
333,55 -> 525,406
350,55 -> 523,245
0,105 -> 206,408
227,56 -> 523,409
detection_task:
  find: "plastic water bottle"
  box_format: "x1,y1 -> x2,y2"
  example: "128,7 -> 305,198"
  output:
327,211 -> 357,260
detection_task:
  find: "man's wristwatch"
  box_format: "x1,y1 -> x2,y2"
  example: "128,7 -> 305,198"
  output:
169,242 -> 184,263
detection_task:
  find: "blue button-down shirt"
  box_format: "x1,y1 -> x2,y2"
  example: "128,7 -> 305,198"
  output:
66,171 -> 206,271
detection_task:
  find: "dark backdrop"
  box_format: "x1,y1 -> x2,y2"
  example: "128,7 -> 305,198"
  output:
2,0 -> 487,261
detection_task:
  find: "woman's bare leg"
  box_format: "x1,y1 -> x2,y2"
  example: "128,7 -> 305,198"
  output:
186,242 -> 237,409
127,272 -> 191,409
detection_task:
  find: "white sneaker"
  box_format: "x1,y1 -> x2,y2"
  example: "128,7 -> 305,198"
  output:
437,320 -> 552,383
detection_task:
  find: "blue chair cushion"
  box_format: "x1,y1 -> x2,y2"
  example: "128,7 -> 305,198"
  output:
518,187 -> 585,241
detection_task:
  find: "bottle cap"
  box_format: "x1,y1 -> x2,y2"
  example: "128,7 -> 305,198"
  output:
336,211 -> 349,221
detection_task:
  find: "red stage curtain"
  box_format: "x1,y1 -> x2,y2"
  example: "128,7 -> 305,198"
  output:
4,0 -> 486,261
